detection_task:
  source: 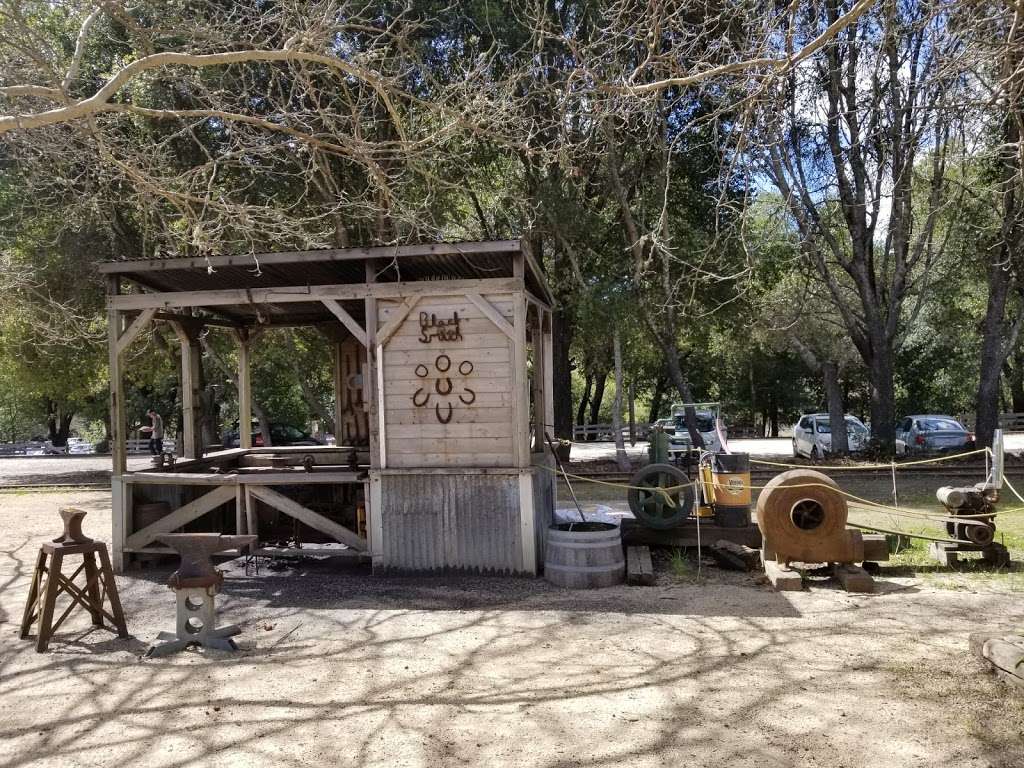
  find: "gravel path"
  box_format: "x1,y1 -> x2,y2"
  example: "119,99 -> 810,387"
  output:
1,491 -> 1022,767
0,456 -> 152,486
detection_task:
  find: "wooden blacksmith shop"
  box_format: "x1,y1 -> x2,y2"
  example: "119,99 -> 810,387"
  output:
101,240 -> 556,575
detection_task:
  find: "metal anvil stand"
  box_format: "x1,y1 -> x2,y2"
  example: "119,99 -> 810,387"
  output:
147,534 -> 256,657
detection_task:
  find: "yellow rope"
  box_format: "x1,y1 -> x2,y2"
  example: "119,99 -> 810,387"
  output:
540,443 -> 1019,522
749,446 -> 991,471
536,464 -> 695,507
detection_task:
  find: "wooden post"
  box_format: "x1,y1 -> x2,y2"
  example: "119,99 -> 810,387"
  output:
365,259 -> 382,468
106,277 -> 127,571
512,254 -> 529,467
543,310 -> 555,438
332,340 -> 344,445
107,278 -> 126,476
170,321 -> 203,459
530,307 -> 545,454
234,329 -> 253,449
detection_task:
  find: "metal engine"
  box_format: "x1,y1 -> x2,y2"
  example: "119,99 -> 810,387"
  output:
936,483 -> 998,547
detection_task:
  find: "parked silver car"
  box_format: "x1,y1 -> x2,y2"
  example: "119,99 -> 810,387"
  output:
895,415 -> 973,455
667,410 -> 725,455
792,413 -> 869,458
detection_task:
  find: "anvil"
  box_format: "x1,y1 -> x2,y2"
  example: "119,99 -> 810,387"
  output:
53,507 -> 94,545
158,533 -> 257,589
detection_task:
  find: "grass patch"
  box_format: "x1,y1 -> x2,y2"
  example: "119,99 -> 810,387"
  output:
668,548 -> 705,584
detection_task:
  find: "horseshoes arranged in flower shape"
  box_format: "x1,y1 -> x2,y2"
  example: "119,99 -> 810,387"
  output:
411,354 -> 476,423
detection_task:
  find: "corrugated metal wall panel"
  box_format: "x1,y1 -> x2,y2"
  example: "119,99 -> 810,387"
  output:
531,468 -> 556,572
379,473 -> 524,573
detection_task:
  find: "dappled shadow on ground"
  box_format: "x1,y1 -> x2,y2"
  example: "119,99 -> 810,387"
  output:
2,493 -> 1023,767
122,558 -> 804,619
2,582 -> 1021,768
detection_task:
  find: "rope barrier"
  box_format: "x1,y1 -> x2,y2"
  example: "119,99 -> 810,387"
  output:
535,464 -> 695,507
749,446 -> 992,471
539,443 -> 1020,538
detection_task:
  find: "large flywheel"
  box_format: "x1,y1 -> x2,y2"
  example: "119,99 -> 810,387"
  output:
627,463 -> 695,529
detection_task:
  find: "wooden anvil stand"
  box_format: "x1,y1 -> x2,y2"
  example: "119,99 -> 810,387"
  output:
20,508 -> 129,652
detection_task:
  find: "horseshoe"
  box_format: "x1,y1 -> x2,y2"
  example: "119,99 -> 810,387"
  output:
459,387 -> 476,405
435,377 -> 453,395
435,354 -> 451,372
435,402 -> 453,424
412,388 -> 431,407
415,364 -> 429,378
458,360 -> 474,375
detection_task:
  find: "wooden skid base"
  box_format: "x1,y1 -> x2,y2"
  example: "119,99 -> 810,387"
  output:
832,564 -> 875,593
626,546 -> 655,586
621,519 -> 762,549
764,560 -> 803,591
930,541 -> 1010,568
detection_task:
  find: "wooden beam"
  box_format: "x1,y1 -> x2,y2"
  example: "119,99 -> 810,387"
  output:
376,343 -> 387,469
125,484 -> 236,550
170,321 -> 202,459
98,240 -> 523,274
530,307 -> 545,454
520,238 -> 556,307
232,329 -> 253,449
364,266 -> 382,471
108,278 -> 522,311
106,278 -> 127,478
248,486 -> 367,550
375,295 -> 421,347
321,299 -> 367,347
542,309 -> 555,434
332,340 -> 344,446
512,290 -> 529,468
115,308 -> 157,356
466,293 -> 516,340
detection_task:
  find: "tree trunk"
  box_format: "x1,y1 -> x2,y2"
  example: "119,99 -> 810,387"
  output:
552,307 -> 575,440
647,375 -> 667,424
977,264 -> 1012,448
46,403 -> 73,447
660,339 -> 705,449
868,347 -> 896,451
823,361 -> 848,455
576,372 -> 593,429
612,330 -> 629,471
589,369 -> 608,432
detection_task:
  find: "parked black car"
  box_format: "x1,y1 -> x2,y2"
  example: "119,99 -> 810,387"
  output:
222,422 -> 322,449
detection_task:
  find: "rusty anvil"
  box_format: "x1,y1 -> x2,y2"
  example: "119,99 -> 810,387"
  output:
158,533 -> 257,590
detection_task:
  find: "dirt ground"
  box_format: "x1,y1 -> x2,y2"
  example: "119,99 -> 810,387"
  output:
1,490 -> 1023,768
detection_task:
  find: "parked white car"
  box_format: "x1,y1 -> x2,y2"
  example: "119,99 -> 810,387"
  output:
792,413 -> 869,458
67,437 -> 95,454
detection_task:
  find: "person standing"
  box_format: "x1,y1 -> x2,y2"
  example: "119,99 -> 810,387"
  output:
140,408 -> 164,455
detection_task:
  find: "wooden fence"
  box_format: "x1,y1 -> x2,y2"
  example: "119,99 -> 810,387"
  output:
572,423 -> 652,442
999,413 -> 1024,432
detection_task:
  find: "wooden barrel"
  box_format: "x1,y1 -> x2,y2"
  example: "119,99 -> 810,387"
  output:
134,501 -> 170,532
544,522 -> 625,589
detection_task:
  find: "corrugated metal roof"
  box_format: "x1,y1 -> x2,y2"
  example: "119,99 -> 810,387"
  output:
102,240 -> 552,324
